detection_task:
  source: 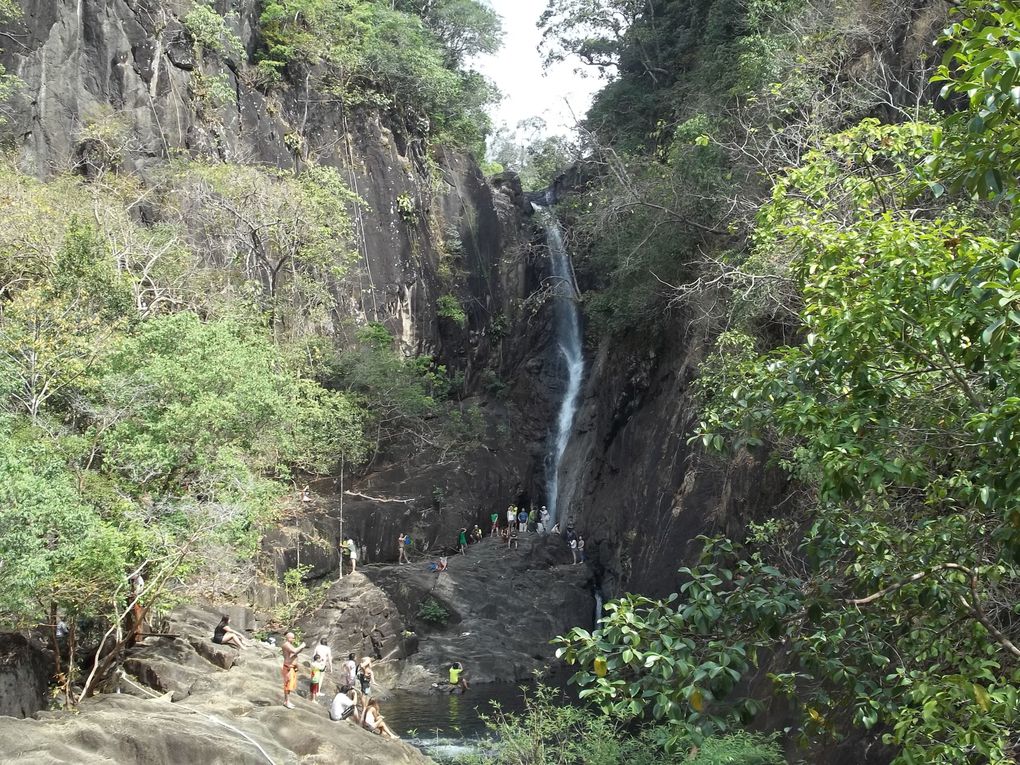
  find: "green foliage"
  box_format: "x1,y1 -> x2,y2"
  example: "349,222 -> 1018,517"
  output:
183,4 -> 244,60
680,113 -> 1020,762
416,597 -> 450,625
256,0 -> 499,150
933,0 -> 1020,203
458,683 -> 785,764
555,539 -> 790,745
436,294 -> 467,327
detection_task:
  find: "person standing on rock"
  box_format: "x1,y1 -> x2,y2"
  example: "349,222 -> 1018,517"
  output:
507,504 -> 516,531
517,507 -> 529,534
398,533 -> 409,564
282,632 -> 306,708
528,507 -> 537,533
577,535 -> 586,563
569,536 -> 579,565
358,656 -> 374,695
310,652 -> 327,701
340,652 -> 357,691
490,511 -> 499,536
458,527 -> 468,555
347,538 -> 358,573
540,506 -> 550,533
315,637 -> 333,672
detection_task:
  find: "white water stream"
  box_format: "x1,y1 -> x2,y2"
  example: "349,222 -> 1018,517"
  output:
536,207 -> 585,525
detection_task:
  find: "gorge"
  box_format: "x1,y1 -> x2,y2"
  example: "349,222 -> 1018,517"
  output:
2,0 -> 1020,764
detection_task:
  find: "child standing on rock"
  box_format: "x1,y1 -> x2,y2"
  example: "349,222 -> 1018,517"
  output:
310,653 -> 326,701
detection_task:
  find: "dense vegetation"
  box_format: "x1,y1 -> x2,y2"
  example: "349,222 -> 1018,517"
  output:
542,0 -> 1020,762
458,684 -> 785,765
0,0 -> 498,703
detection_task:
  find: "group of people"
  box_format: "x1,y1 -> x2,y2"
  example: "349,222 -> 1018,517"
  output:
274,630 -> 401,737
500,504 -> 552,535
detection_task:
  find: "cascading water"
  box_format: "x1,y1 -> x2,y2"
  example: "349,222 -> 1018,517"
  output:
535,202 -> 585,525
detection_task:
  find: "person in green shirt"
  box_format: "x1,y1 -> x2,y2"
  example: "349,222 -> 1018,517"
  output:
458,528 -> 468,555
449,661 -> 469,693
489,511 -> 499,536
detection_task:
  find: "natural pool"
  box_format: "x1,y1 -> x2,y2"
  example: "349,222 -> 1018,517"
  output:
381,682 -> 548,762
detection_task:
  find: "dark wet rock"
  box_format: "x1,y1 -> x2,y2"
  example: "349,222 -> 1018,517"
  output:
0,633 -> 51,718
299,534 -> 593,690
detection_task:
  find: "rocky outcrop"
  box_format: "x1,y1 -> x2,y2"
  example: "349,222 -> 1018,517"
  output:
298,534 -> 593,689
0,633 -> 51,719
554,301 -> 790,598
0,604 -> 434,765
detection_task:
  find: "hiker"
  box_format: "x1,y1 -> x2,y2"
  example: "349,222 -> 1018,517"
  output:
517,507 -> 529,533
472,524 -> 483,543
315,637 -> 333,671
357,656 -> 374,695
347,538 -> 358,573
490,510 -> 500,536
340,652 -> 357,691
458,527 -> 468,555
428,556 -> 448,572
362,697 -> 399,738
540,506 -> 550,533
550,521 -> 561,534
398,533 -> 409,564
569,536 -> 579,564
578,535 -> 586,562
310,653 -> 327,701
212,614 -> 248,649
126,571 -> 145,643
449,661 -> 469,693
506,505 -> 516,531
282,632 -> 306,708
330,687 -> 361,722
507,528 -> 519,550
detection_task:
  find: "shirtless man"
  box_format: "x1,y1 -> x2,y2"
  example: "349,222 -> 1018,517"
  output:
282,632 -> 306,708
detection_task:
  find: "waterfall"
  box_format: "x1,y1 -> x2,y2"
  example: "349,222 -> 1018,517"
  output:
535,204 -> 585,526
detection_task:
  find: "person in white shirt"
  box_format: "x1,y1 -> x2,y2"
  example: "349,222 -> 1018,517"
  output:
315,638 -> 333,672
330,688 -> 360,722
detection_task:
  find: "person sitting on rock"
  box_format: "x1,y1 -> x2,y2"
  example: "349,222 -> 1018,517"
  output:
282,632 -> 306,709
212,615 -> 248,649
340,652 -> 357,692
471,524 -> 483,543
362,697 -> 399,738
310,653 -> 326,701
448,661 -> 469,694
330,687 -> 361,722
507,528 -> 519,550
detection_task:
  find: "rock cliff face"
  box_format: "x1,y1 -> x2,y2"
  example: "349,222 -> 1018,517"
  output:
552,300 -> 790,598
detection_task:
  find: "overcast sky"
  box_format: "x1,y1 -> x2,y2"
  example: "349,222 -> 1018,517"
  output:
473,0 -> 602,137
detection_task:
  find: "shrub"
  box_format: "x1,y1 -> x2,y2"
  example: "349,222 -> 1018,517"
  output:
417,597 -> 450,625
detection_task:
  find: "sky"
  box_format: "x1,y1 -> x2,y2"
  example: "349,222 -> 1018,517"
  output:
473,0 -> 603,138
